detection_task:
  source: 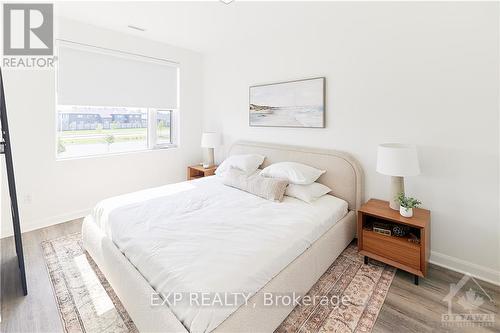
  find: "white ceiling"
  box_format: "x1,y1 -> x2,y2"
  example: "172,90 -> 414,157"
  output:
55,1 -> 340,54
56,1 -> 224,53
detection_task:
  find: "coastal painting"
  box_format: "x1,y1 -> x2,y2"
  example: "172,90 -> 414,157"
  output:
249,77 -> 325,128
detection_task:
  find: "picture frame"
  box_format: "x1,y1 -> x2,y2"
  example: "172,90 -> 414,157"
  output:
249,77 -> 325,128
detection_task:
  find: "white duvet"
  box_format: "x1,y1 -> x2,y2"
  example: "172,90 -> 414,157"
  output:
91,176 -> 348,333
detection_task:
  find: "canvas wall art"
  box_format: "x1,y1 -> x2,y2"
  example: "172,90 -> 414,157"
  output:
249,77 -> 325,128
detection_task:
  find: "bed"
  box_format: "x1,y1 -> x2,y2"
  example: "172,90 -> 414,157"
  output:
82,141 -> 363,333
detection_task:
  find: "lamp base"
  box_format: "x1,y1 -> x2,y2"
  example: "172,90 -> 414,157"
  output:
203,148 -> 215,168
389,176 -> 404,210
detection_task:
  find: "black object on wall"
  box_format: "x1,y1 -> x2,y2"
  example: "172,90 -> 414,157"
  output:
0,67 -> 27,296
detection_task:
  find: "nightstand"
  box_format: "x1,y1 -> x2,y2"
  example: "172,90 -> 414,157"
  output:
357,199 -> 430,285
187,165 -> 217,180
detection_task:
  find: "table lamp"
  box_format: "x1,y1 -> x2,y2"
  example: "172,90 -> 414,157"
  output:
376,143 -> 420,210
201,132 -> 220,168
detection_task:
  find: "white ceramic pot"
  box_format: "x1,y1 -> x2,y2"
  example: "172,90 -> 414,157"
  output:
400,206 -> 413,218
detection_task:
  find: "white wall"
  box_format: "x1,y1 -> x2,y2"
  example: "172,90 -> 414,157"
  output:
202,2 -> 500,284
1,19 -> 204,236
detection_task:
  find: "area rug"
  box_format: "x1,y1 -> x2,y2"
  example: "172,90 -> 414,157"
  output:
42,233 -> 395,333
276,245 -> 396,333
41,233 -> 138,333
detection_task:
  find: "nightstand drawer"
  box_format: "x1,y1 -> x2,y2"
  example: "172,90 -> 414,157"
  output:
363,230 -> 420,270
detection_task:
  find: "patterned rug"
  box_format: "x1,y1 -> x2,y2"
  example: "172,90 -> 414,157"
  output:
277,245 -> 396,333
42,233 -> 138,333
42,233 -> 395,333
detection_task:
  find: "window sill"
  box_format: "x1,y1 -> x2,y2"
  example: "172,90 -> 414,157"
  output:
56,145 -> 178,161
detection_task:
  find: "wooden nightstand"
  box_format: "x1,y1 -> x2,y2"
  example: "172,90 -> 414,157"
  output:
357,199 -> 430,285
187,165 -> 217,180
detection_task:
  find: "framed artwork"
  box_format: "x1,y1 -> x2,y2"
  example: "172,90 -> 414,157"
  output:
249,77 -> 325,128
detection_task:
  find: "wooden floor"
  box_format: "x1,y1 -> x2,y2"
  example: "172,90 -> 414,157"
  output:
1,220 -> 499,333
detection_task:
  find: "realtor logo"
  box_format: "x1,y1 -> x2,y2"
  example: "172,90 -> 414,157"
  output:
3,3 -> 53,55
442,273 -> 495,328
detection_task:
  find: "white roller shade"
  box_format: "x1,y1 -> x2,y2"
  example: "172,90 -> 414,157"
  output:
57,41 -> 179,109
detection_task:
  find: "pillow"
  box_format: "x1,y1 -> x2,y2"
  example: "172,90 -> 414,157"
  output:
223,169 -> 288,202
285,182 -> 331,203
215,154 -> 265,176
260,162 -> 325,185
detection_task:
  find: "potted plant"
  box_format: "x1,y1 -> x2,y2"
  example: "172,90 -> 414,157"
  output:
396,193 -> 422,218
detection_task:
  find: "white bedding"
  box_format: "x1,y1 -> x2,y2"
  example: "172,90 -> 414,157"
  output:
90,176 -> 348,333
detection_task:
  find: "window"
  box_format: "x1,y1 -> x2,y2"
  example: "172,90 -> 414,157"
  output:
56,41 -> 179,159
155,110 -> 172,145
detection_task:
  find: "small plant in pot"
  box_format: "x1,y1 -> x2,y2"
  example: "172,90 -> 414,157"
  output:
396,193 -> 422,218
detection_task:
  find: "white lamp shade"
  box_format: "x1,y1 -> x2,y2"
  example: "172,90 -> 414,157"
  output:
201,132 -> 220,148
376,143 -> 420,176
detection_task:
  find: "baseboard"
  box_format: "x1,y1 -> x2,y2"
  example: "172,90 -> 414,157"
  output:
430,251 -> 500,286
0,208 -> 90,239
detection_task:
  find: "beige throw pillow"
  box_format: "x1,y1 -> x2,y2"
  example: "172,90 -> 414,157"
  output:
223,169 -> 288,202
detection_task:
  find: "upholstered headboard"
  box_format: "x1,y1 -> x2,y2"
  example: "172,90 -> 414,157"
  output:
228,141 -> 364,211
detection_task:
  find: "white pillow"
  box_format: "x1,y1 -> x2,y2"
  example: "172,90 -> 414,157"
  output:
215,154 -> 265,176
285,182 -> 331,203
260,162 -> 325,185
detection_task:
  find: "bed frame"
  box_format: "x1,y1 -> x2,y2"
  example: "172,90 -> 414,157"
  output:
82,141 -> 363,332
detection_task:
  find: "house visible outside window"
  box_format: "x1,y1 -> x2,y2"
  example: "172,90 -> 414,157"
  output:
56,41 -> 179,159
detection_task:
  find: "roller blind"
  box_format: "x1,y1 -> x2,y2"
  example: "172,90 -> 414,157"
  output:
57,41 -> 179,109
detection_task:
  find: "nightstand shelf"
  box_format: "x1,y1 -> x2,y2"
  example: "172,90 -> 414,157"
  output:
357,199 -> 430,285
187,165 -> 217,180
